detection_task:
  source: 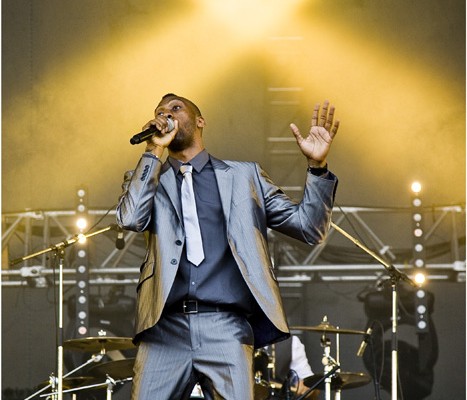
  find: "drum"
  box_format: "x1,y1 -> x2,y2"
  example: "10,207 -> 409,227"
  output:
254,349 -> 271,400
254,349 -> 271,382
190,383 -> 204,399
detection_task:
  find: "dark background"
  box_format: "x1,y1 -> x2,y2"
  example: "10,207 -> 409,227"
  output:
2,279 -> 465,399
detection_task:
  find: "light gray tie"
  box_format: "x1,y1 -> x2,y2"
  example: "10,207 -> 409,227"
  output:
180,164 -> 204,266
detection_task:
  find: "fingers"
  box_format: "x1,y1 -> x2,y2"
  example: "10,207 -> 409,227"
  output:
289,123 -> 303,144
319,100 -> 329,127
142,116 -> 175,134
331,119 -> 340,138
312,100 -> 339,137
311,104 -> 320,127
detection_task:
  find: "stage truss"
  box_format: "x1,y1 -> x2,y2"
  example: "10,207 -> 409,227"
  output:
2,204 -> 465,287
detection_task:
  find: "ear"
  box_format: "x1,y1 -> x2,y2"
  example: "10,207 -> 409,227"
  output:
196,116 -> 206,128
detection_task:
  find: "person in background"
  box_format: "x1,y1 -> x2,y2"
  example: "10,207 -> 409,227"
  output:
255,335 -> 319,400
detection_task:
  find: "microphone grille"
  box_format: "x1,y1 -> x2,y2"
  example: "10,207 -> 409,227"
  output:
167,118 -> 175,131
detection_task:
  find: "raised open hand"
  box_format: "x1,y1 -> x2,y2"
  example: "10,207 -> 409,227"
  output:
290,100 -> 340,168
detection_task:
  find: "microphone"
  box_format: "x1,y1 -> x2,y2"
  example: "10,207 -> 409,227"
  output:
115,226 -> 125,250
357,323 -> 374,357
130,118 -> 175,145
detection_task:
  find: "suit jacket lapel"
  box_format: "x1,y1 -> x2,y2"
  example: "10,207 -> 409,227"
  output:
159,161 -> 182,222
211,157 -> 233,226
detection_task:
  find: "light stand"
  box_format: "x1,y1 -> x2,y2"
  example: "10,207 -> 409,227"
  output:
10,225 -> 117,400
330,222 -> 416,400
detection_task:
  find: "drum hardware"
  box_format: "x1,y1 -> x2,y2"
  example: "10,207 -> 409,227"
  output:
303,372 -> 371,391
295,364 -> 340,400
88,358 -> 135,380
290,321 -> 365,336
25,353 -> 104,400
253,349 -> 272,400
321,323 -> 339,400
39,377 -> 133,400
63,334 -> 135,354
36,376 -> 94,391
294,316 -> 371,400
10,224 -> 117,400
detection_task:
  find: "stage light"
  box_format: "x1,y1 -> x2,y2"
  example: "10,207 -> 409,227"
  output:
414,272 -> 426,286
412,198 -> 422,207
75,186 -> 89,338
414,258 -> 425,268
411,182 -> 428,333
76,218 -> 88,232
411,181 -> 422,194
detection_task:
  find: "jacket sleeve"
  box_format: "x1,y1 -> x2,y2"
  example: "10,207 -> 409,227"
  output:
116,153 -> 162,232
256,163 -> 338,245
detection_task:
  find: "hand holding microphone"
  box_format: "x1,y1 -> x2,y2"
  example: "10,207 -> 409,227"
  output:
130,117 -> 176,145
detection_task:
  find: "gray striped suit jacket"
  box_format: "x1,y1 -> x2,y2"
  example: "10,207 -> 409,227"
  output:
116,153 -> 337,348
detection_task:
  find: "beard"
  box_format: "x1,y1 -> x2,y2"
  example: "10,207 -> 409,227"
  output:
168,123 -> 196,152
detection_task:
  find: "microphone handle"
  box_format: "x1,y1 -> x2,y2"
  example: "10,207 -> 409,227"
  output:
130,126 -> 159,145
130,118 -> 175,145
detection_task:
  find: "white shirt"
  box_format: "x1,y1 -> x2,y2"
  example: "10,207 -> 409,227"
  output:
290,335 -> 314,379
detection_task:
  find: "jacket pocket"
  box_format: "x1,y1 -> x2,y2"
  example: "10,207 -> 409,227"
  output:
136,261 -> 155,292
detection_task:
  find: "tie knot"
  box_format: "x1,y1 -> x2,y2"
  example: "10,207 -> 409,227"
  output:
180,164 -> 193,176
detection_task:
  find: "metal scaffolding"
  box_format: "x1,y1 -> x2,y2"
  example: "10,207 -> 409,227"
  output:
2,204 -> 465,287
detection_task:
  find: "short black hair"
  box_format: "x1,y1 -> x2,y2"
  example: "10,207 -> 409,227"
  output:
161,93 -> 202,116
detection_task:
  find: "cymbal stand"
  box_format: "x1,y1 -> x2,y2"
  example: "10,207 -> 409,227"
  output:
295,363 -> 340,400
10,225 -> 116,400
105,375 -> 117,400
320,332 -> 339,400
25,353 -> 103,400
39,377 -> 132,400
330,222 -> 416,400
335,330 -> 341,400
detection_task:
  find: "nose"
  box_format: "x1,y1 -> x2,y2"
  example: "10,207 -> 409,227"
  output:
157,110 -> 173,120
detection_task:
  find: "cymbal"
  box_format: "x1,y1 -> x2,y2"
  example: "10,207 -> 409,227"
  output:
291,322 -> 365,335
304,371 -> 371,391
88,358 -> 135,380
64,336 -> 135,352
36,376 -> 94,390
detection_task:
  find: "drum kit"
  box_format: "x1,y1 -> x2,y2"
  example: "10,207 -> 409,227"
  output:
253,316 -> 372,400
28,316 -> 370,400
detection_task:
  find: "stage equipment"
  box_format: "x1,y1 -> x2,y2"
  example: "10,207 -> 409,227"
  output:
361,285 -> 438,400
411,182 -> 430,333
64,335 -> 135,353
10,224 -> 118,400
291,321 -> 364,335
88,358 -> 135,380
303,371 -> 371,391
330,221 -> 416,400
74,187 -> 91,338
24,353 -> 103,400
293,316 -> 369,400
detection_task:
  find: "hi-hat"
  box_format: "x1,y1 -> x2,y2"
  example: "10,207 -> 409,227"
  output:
64,337 -> 135,352
88,358 -> 135,380
304,371 -> 371,390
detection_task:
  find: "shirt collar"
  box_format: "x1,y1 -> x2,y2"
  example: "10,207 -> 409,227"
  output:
168,149 -> 209,174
